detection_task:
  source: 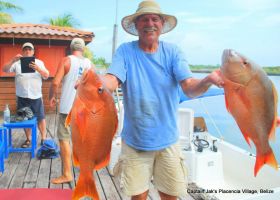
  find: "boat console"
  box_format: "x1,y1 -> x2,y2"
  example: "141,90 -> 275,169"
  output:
177,108 -> 224,188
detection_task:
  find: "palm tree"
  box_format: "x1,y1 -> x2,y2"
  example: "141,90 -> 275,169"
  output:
0,1 -> 22,24
45,13 -> 108,69
45,13 -> 80,28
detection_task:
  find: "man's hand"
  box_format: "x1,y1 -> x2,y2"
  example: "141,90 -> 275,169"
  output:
29,61 -> 39,71
74,79 -> 81,90
13,54 -> 22,63
49,97 -> 58,108
207,69 -> 224,88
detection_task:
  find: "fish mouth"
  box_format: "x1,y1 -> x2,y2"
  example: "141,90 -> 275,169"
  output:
222,49 -> 234,66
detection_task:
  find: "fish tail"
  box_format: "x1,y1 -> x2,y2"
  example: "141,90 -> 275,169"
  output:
72,172 -> 99,200
254,149 -> 278,177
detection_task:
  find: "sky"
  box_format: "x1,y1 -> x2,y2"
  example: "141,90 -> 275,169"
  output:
6,0 -> 280,66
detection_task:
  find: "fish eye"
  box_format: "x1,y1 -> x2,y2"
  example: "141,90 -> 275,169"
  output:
98,87 -> 104,94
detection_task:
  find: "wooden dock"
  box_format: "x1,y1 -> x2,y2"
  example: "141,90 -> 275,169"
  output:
0,114 -> 195,200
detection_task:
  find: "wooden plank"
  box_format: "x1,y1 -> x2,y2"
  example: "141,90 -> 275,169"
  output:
94,171 -> 107,200
109,169 -> 131,200
9,153 -> 30,188
0,153 -> 22,188
49,157 -> 63,189
97,167 -> 122,200
23,157 -> 41,188
36,159 -> 51,188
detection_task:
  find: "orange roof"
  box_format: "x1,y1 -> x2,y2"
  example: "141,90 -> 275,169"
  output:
0,23 -> 94,43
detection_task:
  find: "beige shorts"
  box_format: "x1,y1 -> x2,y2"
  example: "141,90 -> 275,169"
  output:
113,142 -> 187,197
56,113 -> 71,140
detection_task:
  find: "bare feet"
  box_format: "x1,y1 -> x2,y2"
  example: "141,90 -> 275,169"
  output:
51,175 -> 73,184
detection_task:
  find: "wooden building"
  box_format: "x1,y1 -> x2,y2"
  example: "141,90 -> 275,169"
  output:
0,24 -> 94,113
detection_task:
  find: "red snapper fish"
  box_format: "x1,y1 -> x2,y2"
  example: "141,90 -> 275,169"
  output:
65,68 -> 118,200
220,49 -> 278,176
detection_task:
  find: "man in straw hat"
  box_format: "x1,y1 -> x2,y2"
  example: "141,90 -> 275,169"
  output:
103,0 -> 224,199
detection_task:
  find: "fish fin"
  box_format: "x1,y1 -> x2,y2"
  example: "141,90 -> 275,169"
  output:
72,150 -> 80,168
254,149 -> 278,177
223,80 -> 246,114
224,94 -> 231,114
75,104 -> 88,143
268,84 -> 278,141
72,171 -> 99,200
238,127 -> 252,147
243,134 -> 251,147
65,109 -> 72,127
95,153 -> 111,170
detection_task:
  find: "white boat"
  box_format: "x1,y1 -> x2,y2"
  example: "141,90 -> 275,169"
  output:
109,92 -> 280,200
178,107 -> 280,200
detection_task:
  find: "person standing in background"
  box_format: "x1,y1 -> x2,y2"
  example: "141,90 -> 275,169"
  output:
3,42 -> 49,148
49,38 -> 93,184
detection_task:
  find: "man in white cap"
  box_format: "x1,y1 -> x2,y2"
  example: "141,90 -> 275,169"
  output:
103,0 -> 225,199
3,42 -> 49,148
49,37 -> 93,184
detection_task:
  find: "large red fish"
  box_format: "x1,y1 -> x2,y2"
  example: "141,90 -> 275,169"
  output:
220,49 -> 278,176
65,68 -> 118,200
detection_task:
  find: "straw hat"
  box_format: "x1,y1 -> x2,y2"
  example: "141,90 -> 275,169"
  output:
121,0 -> 177,36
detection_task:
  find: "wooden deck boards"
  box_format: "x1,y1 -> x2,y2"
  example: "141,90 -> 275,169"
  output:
0,114 -> 194,200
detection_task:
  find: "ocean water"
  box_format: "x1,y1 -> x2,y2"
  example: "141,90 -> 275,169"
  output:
179,73 -> 280,162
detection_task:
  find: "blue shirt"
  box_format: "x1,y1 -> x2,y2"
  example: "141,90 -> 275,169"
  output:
107,40 -> 192,151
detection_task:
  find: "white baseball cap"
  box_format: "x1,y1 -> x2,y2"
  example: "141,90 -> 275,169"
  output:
22,42 -> 34,50
70,38 -> 85,51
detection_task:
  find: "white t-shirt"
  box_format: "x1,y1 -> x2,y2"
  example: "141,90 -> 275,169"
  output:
9,59 -> 47,99
59,55 -> 92,114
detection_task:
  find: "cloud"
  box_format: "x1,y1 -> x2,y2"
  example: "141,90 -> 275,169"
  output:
83,26 -> 109,32
231,0 -> 280,11
256,14 -> 280,28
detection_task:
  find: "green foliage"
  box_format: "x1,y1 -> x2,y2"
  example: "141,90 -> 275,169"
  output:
189,64 -> 219,72
44,13 -> 109,71
83,47 -> 94,61
92,56 -> 109,69
263,66 -> 280,75
45,13 -> 80,27
189,64 -> 280,75
0,12 -> 13,23
83,47 -> 109,69
0,1 -> 22,11
0,0 -> 23,24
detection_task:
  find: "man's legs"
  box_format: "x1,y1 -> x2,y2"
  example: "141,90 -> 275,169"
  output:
38,119 -> 47,142
131,191 -> 149,200
51,113 -> 73,184
158,191 -> 177,200
51,139 -> 73,184
153,143 -> 187,200
22,128 -> 31,148
130,187 -> 177,200
22,118 -> 46,147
